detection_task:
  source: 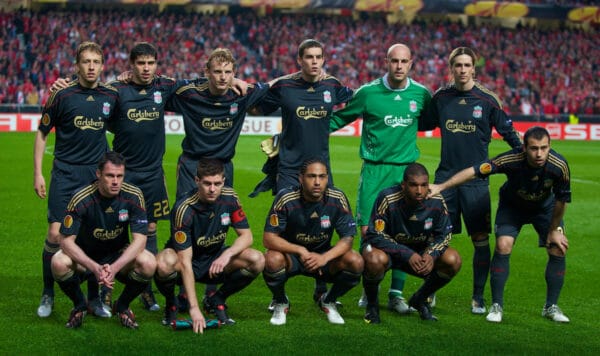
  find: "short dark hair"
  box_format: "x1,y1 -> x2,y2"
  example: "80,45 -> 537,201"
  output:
523,126 -> 550,147
300,157 -> 328,175
76,41 -> 103,64
448,46 -> 477,67
297,39 -> 324,58
98,151 -> 125,171
130,42 -> 157,63
403,162 -> 429,182
196,158 -> 225,179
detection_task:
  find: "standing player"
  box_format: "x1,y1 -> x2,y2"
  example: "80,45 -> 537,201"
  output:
254,39 -> 353,302
263,158 -> 363,325
168,48 -> 269,198
362,163 -> 461,323
109,42 -> 189,311
33,41 -> 117,318
330,43 -> 432,313
155,158 -> 264,333
50,152 -> 156,329
420,46 -> 522,314
428,127 -> 571,323
254,39 -> 353,193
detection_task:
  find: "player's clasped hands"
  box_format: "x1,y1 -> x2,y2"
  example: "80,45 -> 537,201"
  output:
409,253 -> 434,276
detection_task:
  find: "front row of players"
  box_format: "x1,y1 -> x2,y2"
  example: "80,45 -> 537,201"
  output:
51,126 -> 570,330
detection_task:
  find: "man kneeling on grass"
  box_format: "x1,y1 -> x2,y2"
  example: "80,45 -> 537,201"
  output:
362,163 -> 461,323
51,151 -> 156,329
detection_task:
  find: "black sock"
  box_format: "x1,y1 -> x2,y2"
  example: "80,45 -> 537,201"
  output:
545,255 -> 566,306
56,272 -> 86,310
42,240 -> 59,295
363,274 -> 384,307
263,268 -> 288,303
115,271 -> 150,312
325,270 -> 361,303
314,279 -> 327,295
414,271 -> 452,302
87,274 -> 100,301
490,252 -> 510,306
473,241 -> 490,300
155,271 -> 179,308
220,268 -> 258,300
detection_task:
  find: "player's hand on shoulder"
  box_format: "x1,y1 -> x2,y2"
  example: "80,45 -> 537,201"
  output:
231,78 -> 248,96
117,71 -> 133,83
50,77 -> 70,92
427,184 -> 442,199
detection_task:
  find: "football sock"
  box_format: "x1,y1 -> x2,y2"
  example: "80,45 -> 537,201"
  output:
115,271 -> 150,312
263,267 -> 288,303
155,271 -> 178,307
325,270 -> 360,303
473,240 -> 491,300
363,273 -> 384,307
490,252 -> 510,306
314,279 -> 327,295
388,269 -> 407,299
415,271 -> 451,301
545,255 -> 566,306
42,240 -> 59,295
86,275 -> 99,301
56,272 -> 86,310
220,268 -> 257,299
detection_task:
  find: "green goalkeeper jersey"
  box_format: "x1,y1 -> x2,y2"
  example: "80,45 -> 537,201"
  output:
330,75 -> 431,164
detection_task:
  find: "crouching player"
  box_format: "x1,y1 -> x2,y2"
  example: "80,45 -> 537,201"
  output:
155,158 -> 264,334
51,151 -> 156,329
263,158 -> 363,325
362,163 -> 461,323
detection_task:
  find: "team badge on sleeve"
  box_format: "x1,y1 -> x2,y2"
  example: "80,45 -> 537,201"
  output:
374,219 -> 385,233
174,231 -> 187,244
220,213 -> 231,226
63,215 -> 73,229
41,113 -> 51,126
269,214 -> 279,227
118,209 -> 129,222
479,163 -> 492,175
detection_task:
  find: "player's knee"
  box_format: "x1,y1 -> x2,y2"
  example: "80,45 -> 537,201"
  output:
50,251 -> 72,279
440,248 -> 462,276
343,250 -> 364,274
244,248 -> 265,273
362,248 -> 387,276
264,250 -> 285,271
495,236 -> 514,254
136,250 -> 157,277
547,245 -> 566,258
156,248 -> 178,277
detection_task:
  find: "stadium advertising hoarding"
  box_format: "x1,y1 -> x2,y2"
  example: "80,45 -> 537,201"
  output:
3,113 -> 600,140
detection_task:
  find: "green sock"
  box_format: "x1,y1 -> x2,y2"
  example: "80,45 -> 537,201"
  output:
388,269 -> 407,299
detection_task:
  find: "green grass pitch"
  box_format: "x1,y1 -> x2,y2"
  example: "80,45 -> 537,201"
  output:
1,132 -> 599,354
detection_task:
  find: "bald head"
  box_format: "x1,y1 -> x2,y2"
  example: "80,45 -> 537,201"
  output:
385,44 -> 413,89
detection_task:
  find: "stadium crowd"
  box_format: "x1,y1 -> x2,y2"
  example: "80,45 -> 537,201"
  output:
1,9 -> 598,115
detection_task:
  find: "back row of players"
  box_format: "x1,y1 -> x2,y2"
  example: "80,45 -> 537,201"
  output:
33,40 -> 571,331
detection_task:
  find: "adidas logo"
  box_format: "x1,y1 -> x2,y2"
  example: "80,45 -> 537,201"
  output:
105,207 -> 114,213
409,215 -> 418,221
86,95 -> 95,101
458,99 -> 467,105
531,176 -> 539,181
394,94 -> 402,101
139,89 -> 147,95
310,212 -> 319,218
307,87 -> 315,93
209,212 -> 215,219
